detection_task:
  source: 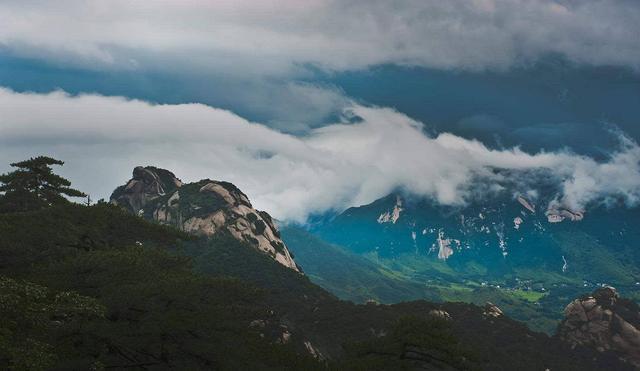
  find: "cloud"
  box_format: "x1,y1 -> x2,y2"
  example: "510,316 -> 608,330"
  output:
0,88 -> 639,221
0,0 -> 638,75
224,82 -> 350,133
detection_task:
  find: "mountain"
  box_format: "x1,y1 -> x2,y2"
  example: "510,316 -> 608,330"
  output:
0,202 -> 321,369
1,166 -> 636,369
301,192 -> 640,333
312,192 -> 640,270
110,166 -> 299,271
0,202 -> 633,370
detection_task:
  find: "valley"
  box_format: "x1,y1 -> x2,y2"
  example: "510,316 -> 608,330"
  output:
284,192 -> 640,334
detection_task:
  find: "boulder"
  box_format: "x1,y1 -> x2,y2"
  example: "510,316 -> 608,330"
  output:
557,287 -> 640,367
483,302 -> 503,318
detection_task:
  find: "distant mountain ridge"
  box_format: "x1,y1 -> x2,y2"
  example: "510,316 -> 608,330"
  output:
313,191 -> 640,282
110,166 -> 299,271
295,191 -> 640,333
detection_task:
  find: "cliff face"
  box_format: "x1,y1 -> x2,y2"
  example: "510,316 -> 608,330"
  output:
110,166 -> 300,272
558,287 -> 640,367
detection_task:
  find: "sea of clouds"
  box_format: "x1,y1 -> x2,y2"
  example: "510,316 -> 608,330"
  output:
1,88 -> 638,222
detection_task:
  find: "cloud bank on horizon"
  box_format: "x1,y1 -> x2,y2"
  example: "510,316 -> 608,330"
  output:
1,0 -> 639,74
1,88 -> 638,222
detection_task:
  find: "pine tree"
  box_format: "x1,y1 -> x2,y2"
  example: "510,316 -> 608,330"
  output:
0,156 -> 86,212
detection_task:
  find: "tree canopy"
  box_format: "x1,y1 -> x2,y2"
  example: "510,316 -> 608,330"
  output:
0,156 -> 85,212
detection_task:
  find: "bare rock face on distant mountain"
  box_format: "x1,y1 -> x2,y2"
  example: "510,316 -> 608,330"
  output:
110,166 -> 300,272
557,287 -> 640,367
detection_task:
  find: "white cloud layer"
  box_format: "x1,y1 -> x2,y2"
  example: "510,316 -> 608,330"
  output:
0,0 -> 638,74
1,88 -> 639,221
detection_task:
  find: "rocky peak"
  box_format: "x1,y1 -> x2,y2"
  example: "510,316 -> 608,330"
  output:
110,166 -> 300,272
111,166 -> 183,214
557,287 -> 640,367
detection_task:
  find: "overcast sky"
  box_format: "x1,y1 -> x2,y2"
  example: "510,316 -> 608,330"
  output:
0,0 -> 639,220
2,0 -> 639,72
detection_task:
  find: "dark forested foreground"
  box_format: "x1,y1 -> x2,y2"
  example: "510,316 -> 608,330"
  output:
0,159 -> 635,370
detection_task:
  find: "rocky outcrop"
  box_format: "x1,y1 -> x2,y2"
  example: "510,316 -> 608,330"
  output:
557,287 -> 640,367
428,309 -> 451,321
546,205 -> 584,223
483,302 -> 503,318
377,195 -> 403,224
436,230 -> 459,261
517,195 -> 536,213
111,166 -> 183,214
110,166 -> 300,272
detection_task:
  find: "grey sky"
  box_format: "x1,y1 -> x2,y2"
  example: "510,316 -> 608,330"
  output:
1,0 -> 638,74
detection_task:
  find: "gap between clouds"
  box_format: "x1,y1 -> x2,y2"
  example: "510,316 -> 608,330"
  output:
0,87 -> 638,222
